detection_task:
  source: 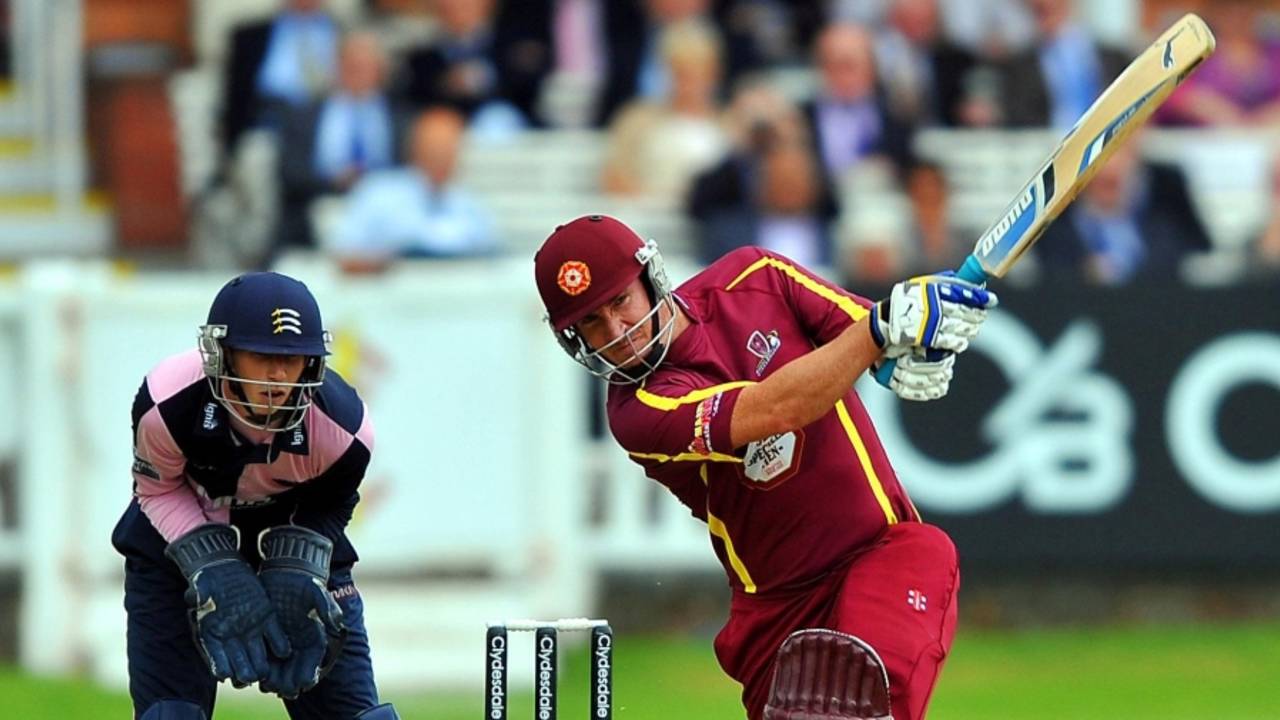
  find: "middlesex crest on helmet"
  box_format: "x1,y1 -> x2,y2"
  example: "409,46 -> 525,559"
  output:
557,261 -> 591,296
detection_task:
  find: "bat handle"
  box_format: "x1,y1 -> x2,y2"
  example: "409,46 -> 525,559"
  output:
956,254 -> 990,284
871,254 -> 990,387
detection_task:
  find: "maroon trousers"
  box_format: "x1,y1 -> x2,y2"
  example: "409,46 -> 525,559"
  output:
713,522 -> 961,720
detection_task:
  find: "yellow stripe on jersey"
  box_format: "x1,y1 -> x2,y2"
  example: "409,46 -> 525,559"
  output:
834,399 -> 898,526
708,509 -> 757,593
635,381 -> 755,411
725,256 -> 870,323
628,450 -> 742,464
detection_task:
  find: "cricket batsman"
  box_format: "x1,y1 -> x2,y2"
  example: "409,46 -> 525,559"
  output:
533,216 -> 997,719
111,272 -> 399,720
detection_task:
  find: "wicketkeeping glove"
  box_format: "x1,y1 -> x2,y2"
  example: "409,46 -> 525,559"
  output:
869,272 -> 997,357
165,524 -> 291,687
256,525 -> 348,699
873,350 -> 955,401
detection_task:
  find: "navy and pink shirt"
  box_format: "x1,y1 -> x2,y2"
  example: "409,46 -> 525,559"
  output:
606,247 -> 920,596
117,349 -> 374,567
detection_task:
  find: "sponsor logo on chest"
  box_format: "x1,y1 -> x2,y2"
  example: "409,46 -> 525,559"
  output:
747,330 -> 782,376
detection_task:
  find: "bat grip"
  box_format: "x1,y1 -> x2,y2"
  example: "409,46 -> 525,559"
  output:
871,254 -> 989,387
956,254 -> 990,284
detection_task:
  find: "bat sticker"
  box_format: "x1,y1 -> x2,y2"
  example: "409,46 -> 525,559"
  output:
976,185 -> 1039,261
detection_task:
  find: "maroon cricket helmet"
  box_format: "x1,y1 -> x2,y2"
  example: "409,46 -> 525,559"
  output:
534,215 -> 651,332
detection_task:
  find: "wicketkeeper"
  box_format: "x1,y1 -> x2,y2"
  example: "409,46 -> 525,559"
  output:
111,272 -> 399,720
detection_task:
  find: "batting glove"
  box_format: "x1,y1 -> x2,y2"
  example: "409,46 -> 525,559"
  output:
874,350 -> 955,402
869,272 -> 997,357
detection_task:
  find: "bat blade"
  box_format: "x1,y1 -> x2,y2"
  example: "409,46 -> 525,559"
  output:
961,12 -> 1216,283
874,14 -> 1215,388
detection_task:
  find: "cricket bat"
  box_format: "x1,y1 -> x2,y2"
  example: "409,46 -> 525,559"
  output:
877,13 -> 1216,384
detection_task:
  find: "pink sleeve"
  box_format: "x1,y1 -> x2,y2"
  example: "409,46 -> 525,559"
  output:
133,404 -> 210,542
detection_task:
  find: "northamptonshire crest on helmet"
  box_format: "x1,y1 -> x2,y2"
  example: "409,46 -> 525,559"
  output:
272,307 -> 303,335
557,261 -> 591,296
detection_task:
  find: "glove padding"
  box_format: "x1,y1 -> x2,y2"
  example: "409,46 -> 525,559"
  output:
256,526 -> 347,699
874,350 -> 954,401
165,524 -> 291,686
869,272 -> 997,357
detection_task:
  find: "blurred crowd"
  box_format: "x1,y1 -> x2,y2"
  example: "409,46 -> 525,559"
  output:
202,0 -> 1280,286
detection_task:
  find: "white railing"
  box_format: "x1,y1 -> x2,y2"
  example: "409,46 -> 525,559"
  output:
0,293 -> 22,570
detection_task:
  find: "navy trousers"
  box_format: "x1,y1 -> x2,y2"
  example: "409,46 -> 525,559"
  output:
114,503 -> 382,719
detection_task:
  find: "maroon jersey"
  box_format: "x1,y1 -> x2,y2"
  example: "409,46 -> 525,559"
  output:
607,247 -> 920,595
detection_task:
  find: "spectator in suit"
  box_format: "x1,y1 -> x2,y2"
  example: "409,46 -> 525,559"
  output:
998,0 -> 1129,129
276,30 -> 402,255
331,107 -> 495,270
1157,0 -> 1280,127
221,0 -> 340,158
802,22 -> 914,183
399,0 -> 549,129
874,0 -> 978,128
1036,141 -> 1211,285
601,19 -> 730,200
688,83 -> 839,268
753,140 -> 841,270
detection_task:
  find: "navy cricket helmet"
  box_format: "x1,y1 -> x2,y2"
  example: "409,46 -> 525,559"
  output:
198,272 -> 332,431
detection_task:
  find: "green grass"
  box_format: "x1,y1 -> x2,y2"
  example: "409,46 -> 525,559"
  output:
4,621 -> 1279,719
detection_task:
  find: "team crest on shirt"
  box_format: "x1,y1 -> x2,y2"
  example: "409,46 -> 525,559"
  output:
747,330 -> 782,376
557,261 -> 591,296
740,430 -> 803,490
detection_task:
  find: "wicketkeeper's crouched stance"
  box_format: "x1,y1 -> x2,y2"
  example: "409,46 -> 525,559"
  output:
112,272 -> 398,720
534,217 -> 998,719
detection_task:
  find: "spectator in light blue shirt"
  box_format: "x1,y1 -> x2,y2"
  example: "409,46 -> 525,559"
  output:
222,0 -> 339,157
256,0 -> 339,107
276,31 -> 402,255
331,107 -> 495,268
